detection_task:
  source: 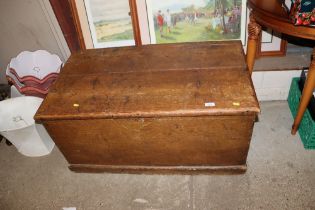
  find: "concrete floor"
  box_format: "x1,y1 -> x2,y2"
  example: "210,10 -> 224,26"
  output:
0,101 -> 315,210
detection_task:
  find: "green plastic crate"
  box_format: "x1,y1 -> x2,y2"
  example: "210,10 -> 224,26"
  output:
288,77 -> 315,149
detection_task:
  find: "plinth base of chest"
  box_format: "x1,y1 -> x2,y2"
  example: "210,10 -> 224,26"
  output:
69,164 -> 247,174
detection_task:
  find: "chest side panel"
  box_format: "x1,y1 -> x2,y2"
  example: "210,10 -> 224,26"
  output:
44,115 -> 255,166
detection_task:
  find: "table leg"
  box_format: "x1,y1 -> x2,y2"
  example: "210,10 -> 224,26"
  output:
292,48 -> 315,134
246,12 -> 261,75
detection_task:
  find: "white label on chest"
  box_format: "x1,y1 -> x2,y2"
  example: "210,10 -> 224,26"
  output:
204,102 -> 216,107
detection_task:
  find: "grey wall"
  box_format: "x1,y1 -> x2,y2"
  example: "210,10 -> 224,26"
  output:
0,0 -> 70,84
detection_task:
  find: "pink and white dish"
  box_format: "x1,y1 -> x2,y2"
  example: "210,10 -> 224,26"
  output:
6,50 -> 63,98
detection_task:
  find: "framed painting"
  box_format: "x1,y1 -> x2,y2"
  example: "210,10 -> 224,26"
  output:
83,0 -> 141,48
146,0 -> 247,45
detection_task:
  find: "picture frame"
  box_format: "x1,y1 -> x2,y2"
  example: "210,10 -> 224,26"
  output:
257,27 -> 287,57
146,0 -> 247,45
74,0 -> 141,49
49,0 -> 84,52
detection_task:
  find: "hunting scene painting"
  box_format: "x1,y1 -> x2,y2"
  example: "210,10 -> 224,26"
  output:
147,0 -> 246,44
84,0 -> 135,48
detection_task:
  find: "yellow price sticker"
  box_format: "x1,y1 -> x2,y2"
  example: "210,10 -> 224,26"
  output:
233,102 -> 240,106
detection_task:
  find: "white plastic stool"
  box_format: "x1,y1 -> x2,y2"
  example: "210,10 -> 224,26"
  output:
0,96 -> 54,157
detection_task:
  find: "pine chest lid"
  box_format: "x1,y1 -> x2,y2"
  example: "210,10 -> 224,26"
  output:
35,41 -> 260,121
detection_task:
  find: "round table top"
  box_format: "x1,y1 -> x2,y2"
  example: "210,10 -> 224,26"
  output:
248,0 -> 315,40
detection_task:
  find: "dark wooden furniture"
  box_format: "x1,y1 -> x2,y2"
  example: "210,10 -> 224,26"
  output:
49,0 -> 82,52
246,0 -> 315,135
35,41 -> 260,174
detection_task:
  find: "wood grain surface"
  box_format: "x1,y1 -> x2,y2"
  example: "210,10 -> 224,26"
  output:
44,115 -> 255,166
61,41 -> 247,74
35,41 -> 259,121
35,41 -> 259,174
68,164 -> 247,174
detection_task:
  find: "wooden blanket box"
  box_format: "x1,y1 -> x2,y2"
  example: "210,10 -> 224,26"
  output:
35,41 -> 260,174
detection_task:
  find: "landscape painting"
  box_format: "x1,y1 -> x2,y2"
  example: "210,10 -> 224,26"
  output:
84,0 -> 135,48
146,0 -> 246,44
